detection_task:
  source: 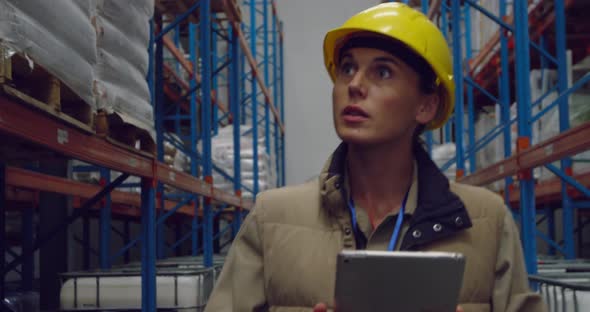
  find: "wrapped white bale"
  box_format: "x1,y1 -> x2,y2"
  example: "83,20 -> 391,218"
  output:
94,0 -> 155,138
0,0 -> 97,107
95,0 -> 151,74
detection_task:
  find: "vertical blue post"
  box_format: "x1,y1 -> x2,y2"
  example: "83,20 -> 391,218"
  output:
83,215 -> 90,270
174,24 -> 181,75
124,220 -> 131,263
451,0 -> 465,179
421,0 -> 429,14
156,209 -> 165,260
21,206 -> 34,291
189,23 -> 200,257
156,193 -> 165,260
499,0 -> 513,205
426,132 -> 433,156
280,21 -> 286,186
241,23 -> 247,125
441,3 -> 452,143
272,1 -> 280,187
263,0 -> 271,164
141,179 -> 157,312
154,13 -> 166,261
212,21 -> 219,135
555,0 -> 574,259
421,0 -> 432,156
546,205 -> 556,255
232,211 -> 241,239
200,0 -> 214,268
230,26 -> 243,230
513,0 -> 537,275
464,4 -> 476,173
251,0 -> 260,195
99,168 -> 112,268
148,19 -> 155,110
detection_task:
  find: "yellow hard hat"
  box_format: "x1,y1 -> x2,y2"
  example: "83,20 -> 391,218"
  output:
323,2 -> 454,130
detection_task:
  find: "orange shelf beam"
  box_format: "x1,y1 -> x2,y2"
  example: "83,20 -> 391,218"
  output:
459,122 -> 590,187
501,171 -> 590,207
4,166 -> 199,217
0,96 -> 252,210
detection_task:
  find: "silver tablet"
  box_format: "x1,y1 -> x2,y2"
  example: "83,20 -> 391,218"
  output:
334,250 -> 466,312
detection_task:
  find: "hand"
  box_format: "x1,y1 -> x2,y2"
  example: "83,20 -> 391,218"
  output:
313,303 -> 463,312
313,303 -> 328,312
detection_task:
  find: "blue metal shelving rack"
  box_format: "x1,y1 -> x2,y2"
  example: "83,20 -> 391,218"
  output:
147,0 -> 285,309
0,1 -> 284,311
241,0 -> 286,189
427,0 -> 590,275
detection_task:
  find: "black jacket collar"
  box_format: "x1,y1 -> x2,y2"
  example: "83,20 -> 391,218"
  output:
321,141 -> 473,250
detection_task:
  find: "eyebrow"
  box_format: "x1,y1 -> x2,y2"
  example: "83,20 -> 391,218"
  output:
338,53 -> 401,67
373,56 -> 400,66
339,52 -> 353,62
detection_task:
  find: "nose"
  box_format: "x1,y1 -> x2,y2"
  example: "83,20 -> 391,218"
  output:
348,70 -> 367,100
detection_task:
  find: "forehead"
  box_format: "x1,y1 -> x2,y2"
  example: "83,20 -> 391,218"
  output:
340,47 -> 401,63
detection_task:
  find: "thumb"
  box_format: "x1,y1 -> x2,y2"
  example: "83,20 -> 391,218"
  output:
456,305 -> 464,312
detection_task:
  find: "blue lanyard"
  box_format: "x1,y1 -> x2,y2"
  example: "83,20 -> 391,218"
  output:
347,190 -> 410,251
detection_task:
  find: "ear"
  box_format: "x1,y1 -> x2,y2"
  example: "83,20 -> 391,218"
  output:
415,92 -> 440,126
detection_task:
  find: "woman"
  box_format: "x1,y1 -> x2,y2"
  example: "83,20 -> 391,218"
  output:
205,3 -> 546,312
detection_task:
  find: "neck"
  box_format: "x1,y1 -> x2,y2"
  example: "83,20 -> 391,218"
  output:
347,138 -> 415,228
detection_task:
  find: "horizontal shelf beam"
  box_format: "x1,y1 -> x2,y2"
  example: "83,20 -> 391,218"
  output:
459,122 -> 590,186
4,166 -> 249,218
4,166 -> 197,216
0,97 -> 252,210
505,171 -> 590,207
0,96 -> 153,178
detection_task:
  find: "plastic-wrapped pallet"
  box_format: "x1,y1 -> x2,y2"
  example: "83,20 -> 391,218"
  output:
163,133 -> 192,173
469,1 -> 503,75
431,143 -> 471,183
0,0 -> 156,139
0,0 -> 97,107
528,65 -> 590,181
474,110 -> 506,191
203,126 -> 276,197
94,0 -> 155,138
431,143 -> 457,181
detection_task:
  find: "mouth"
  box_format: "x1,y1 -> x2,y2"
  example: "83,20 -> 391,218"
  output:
342,105 -> 369,121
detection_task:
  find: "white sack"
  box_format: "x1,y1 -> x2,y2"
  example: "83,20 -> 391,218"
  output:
0,0 -> 97,107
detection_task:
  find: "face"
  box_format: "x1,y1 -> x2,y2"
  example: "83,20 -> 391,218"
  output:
332,47 -> 439,147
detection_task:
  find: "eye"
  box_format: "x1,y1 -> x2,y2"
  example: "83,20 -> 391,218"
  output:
376,65 -> 393,79
338,61 -> 356,76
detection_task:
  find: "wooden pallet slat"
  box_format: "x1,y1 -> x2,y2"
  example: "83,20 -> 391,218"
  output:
0,46 -> 94,134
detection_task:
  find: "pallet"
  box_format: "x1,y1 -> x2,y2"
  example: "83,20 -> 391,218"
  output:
95,111 -> 156,156
0,45 -> 94,134
1,45 -> 156,157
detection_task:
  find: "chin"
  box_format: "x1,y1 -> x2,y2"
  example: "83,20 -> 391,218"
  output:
336,126 -> 411,148
336,128 -> 381,146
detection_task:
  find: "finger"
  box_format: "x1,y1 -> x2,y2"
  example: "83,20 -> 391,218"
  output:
313,303 -> 328,312
456,305 -> 464,312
